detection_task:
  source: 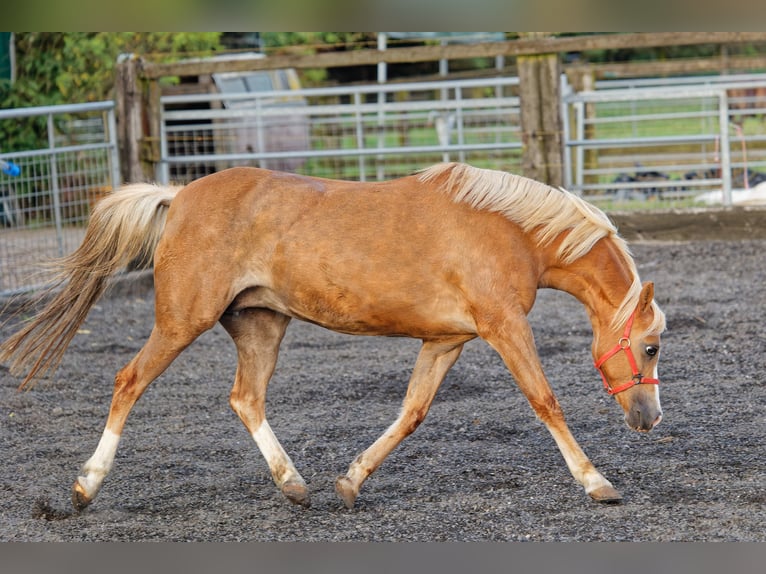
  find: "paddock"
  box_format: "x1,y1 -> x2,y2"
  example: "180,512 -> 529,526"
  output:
1,236 -> 763,541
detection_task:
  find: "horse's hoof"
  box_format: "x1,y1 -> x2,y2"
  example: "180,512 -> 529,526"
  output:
335,476 -> 357,509
281,480 -> 311,508
588,485 -> 623,504
71,480 -> 92,511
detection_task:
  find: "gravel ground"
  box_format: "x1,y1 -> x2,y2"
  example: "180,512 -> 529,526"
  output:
1,239 -> 764,542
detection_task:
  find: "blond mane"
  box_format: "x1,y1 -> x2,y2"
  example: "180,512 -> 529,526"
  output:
418,163 -> 665,332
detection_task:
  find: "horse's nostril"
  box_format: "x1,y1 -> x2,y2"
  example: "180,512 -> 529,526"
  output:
626,408 -> 662,432
639,410 -> 662,431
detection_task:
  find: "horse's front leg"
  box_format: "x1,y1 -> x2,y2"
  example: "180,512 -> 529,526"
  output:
478,308 -> 622,503
335,338 -> 468,509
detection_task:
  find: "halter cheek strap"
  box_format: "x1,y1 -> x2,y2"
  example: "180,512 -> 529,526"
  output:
594,311 -> 659,396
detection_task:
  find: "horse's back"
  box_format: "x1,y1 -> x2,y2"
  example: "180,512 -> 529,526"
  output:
168,167 -> 327,221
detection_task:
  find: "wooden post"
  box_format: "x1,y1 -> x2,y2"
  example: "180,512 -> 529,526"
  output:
145,78 -> 162,182
115,54 -> 145,183
517,33 -> 564,187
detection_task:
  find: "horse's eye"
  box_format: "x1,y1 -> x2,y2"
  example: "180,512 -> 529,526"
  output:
645,345 -> 659,357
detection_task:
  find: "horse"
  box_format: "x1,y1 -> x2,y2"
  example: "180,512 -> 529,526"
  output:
0,162 -> 666,511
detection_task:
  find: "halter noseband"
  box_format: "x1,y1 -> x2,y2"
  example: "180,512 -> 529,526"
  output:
594,311 -> 659,396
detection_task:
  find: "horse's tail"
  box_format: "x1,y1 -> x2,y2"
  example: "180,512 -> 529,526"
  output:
0,182 -> 181,388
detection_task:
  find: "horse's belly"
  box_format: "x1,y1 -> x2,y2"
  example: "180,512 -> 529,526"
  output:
246,278 -> 474,338
289,285 -> 477,338
226,281 -> 475,338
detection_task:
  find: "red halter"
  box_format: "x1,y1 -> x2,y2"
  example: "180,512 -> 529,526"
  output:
594,311 -> 659,396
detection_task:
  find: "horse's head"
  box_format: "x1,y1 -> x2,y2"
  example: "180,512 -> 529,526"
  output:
593,281 -> 665,432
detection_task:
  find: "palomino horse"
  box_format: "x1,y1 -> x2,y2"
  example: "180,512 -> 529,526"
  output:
0,163 -> 665,511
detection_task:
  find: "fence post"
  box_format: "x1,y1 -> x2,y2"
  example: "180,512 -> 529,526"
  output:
106,106 -> 122,190
115,54 -> 146,183
354,91 -> 366,181
718,90 -> 733,206
517,33 -> 564,187
146,79 -> 163,182
46,113 -> 65,257
376,33 -> 387,181
566,67 -> 597,191
560,75 -> 573,191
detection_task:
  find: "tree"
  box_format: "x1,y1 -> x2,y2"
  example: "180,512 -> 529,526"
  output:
5,33 -> 222,103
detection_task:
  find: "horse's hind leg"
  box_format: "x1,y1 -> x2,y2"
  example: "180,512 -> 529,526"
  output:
335,339 -> 466,509
219,308 -> 310,507
72,324 -> 201,510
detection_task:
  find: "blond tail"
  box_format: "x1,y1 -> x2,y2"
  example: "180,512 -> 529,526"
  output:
0,183 -> 181,387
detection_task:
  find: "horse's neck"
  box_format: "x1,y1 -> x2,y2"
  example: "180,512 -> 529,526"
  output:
539,236 -> 634,325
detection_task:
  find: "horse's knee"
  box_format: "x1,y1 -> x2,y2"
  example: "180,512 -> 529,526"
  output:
528,393 -> 564,425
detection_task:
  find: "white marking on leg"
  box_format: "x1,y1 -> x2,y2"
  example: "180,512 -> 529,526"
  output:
77,429 -> 121,499
652,364 -> 663,426
583,471 -> 616,495
546,426 -> 613,494
251,420 -> 300,486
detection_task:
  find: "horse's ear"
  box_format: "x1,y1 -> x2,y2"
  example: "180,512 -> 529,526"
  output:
639,281 -> 654,313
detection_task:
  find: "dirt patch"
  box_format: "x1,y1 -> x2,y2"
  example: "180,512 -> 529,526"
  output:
1,237 -> 764,541
610,206 -> 766,241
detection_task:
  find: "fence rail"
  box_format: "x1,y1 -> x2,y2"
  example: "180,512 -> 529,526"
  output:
562,76 -> 766,206
0,101 -> 120,296
159,73 -> 766,210
158,76 -> 523,184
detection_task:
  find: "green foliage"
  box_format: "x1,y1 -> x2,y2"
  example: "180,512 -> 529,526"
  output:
5,32 -> 223,104
0,33 -> 223,152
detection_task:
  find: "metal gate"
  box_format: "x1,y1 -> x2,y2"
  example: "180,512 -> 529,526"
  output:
561,74 -> 766,207
0,101 -> 120,296
158,77 -> 524,185
160,72 -> 766,209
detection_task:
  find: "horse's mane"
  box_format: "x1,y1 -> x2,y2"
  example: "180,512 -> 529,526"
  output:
418,162 -> 617,264
418,163 -> 665,333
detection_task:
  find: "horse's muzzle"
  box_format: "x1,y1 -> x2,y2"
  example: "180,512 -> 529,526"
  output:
625,407 -> 662,432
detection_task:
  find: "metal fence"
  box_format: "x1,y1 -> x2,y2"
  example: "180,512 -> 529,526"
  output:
562,74 -> 766,206
160,73 -> 766,209
0,101 -> 120,296
158,76 -> 523,185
